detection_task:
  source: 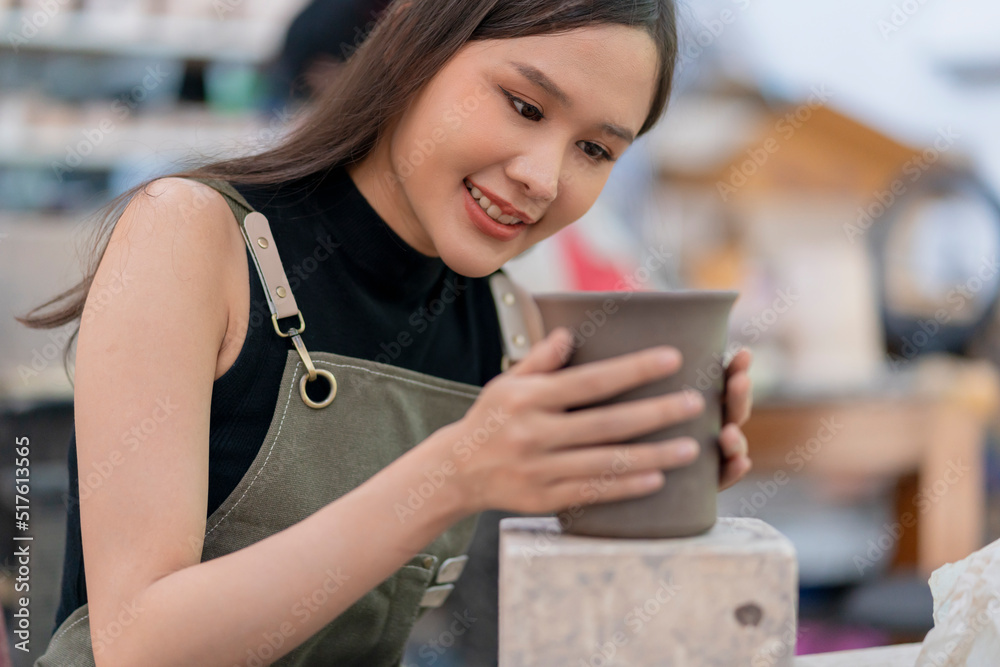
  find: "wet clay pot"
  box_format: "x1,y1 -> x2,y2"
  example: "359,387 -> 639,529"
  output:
532,290 -> 739,539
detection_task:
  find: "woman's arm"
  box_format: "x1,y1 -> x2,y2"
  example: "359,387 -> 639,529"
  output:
77,178 -> 469,667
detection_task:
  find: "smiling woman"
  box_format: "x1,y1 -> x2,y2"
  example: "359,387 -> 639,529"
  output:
349,24 -> 661,276
15,2 -> 751,666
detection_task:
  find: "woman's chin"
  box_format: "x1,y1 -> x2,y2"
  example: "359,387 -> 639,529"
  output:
436,240 -> 511,279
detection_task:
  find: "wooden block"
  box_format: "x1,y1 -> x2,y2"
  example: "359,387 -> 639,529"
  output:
499,516 -> 799,667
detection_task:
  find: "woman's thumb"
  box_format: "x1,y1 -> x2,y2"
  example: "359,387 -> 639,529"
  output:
506,327 -> 574,375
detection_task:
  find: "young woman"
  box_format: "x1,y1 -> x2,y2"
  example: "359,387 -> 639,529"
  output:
24,1 -> 754,664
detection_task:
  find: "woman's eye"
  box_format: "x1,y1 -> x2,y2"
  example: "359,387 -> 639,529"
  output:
499,86 -> 612,163
579,141 -> 612,162
501,88 -> 544,122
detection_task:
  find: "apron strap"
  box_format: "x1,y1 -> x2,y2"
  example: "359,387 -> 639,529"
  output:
180,176 -> 337,409
488,270 -> 545,371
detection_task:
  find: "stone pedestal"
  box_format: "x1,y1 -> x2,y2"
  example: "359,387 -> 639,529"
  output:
499,516 -> 798,667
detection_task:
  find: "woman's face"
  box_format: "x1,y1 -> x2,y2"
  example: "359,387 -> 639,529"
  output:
349,24 -> 660,278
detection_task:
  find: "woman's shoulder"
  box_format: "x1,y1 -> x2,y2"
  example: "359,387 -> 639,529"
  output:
105,176 -> 253,381
116,176 -> 248,306
139,176 -> 241,221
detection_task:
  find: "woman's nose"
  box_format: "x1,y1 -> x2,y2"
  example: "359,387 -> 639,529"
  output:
505,152 -> 560,209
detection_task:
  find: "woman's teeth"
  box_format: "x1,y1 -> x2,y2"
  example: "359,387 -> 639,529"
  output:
465,180 -> 522,225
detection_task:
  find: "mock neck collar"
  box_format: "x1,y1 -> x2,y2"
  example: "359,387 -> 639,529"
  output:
303,164 -> 449,298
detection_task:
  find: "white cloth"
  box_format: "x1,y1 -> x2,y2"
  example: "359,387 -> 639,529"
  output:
917,536 -> 1000,666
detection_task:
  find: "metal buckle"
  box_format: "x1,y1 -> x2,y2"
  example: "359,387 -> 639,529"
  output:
436,555 -> 469,584
271,312 -> 306,338
419,584 -> 454,608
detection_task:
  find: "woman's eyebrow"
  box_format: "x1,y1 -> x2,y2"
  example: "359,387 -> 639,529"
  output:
507,60 -> 636,144
509,61 -> 572,107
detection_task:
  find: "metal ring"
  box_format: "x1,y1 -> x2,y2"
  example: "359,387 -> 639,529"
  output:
299,368 -> 337,409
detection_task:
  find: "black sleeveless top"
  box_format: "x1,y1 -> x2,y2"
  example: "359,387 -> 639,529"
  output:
54,165 -> 505,632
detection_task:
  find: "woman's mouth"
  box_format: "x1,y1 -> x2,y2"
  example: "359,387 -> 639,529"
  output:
464,180 -> 524,225
463,179 -> 527,242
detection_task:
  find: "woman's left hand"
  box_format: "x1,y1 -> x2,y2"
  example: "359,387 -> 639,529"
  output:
720,349 -> 754,490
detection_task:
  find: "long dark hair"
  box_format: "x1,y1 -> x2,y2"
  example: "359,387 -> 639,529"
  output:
16,0 -> 678,380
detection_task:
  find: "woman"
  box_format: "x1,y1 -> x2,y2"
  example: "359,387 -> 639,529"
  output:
24,0 -> 754,664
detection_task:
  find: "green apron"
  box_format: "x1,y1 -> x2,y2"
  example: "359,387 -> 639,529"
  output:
36,176 -> 537,666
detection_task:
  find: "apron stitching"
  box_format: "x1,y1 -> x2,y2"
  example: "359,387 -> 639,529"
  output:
52,612 -> 89,642
311,360 -> 481,399
203,367 -> 298,537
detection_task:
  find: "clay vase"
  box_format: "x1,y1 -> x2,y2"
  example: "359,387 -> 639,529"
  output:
532,290 -> 739,538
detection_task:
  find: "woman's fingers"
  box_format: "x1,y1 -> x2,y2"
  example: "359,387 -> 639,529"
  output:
718,423 -> 752,490
719,423 -> 748,460
533,345 -> 685,410
726,348 -> 752,378
539,469 -> 668,509
480,332 -> 755,509
505,327 -> 576,376
719,456 -> 753,491
506,328 -> 692,417
720,351 -> 753,489
725,371 -> 753,426
724,348 -> 753,426
528,438 -> 700,485
539,389 -> 705,450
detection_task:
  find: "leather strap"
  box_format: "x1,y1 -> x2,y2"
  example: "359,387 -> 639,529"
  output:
488,270 -> 545,369
242,211 -> 301,322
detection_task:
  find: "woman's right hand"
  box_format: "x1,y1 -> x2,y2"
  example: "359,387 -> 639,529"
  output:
432,327 -> 706,517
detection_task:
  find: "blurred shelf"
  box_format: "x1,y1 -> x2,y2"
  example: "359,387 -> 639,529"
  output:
0,103 -> 274,168
0,367 -> 74,406
0,9 -> 287,64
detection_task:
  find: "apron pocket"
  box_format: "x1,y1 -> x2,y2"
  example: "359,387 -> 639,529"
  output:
377,554 -> 439,667
279,554 -> 438,667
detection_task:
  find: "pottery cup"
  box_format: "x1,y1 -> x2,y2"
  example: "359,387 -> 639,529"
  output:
532,289 -> 739,538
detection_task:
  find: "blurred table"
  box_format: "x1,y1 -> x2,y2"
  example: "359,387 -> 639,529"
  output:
742,357 -> 999,576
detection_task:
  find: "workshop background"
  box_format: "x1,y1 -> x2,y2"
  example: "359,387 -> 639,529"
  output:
2,0 -> 1000,664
